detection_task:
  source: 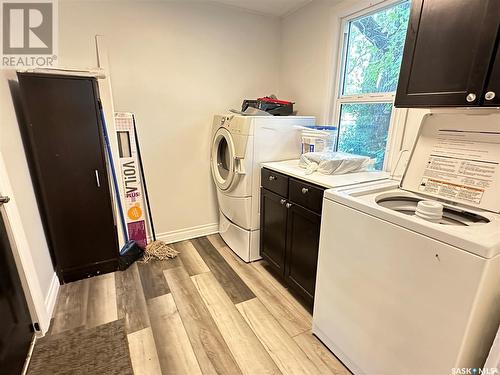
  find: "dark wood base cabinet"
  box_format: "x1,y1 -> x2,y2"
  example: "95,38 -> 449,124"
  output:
260,168 -> 324,309
285,203 -> 321,303
260,189 -> 288,274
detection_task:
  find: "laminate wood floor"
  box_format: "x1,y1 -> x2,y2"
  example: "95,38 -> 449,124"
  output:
45,235 -> 351,375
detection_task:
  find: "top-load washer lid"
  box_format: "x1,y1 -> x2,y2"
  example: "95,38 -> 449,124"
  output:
400,111 -> 500,213
211,127 -> 238,191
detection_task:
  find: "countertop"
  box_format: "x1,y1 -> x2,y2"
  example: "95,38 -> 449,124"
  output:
261,159 -> 390,189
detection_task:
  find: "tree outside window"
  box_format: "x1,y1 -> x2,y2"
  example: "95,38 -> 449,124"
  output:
335,1 -> 411,170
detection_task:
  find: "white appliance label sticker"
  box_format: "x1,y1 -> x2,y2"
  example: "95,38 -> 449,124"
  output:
418,131 -> 500,205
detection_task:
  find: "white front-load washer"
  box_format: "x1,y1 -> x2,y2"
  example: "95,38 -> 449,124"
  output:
210,114 -> 315,262
313,111 -> 500,375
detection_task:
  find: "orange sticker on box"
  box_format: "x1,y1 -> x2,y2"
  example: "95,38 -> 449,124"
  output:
127,204 -> 142,221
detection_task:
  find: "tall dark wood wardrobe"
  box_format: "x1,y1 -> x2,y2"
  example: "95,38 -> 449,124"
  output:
17,73 -> 119,283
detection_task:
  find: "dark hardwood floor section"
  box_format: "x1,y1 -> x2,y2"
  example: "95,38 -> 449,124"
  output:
137,261 -> 170,299
191,237 -> 255,304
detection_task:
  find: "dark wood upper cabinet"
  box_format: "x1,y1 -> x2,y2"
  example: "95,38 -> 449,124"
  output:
395,0 -> 500,107
484,44 -> 500,106
17,73 -> 119,283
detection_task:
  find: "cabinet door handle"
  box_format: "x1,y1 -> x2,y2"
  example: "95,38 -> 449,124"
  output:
466,93 -> 476,102
280,199 -> 286,205
95,170 -> 101,188
301,187 -> 309,194
0,195 -> 10,205
268,175 -> 276,181
485,91 -> 496,101
286,203 -> 292,209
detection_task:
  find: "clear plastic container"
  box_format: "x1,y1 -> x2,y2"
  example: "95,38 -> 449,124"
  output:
300,125 -> 338,154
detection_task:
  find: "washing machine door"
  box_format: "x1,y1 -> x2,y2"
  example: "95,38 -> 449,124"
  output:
211,127 -> 238,191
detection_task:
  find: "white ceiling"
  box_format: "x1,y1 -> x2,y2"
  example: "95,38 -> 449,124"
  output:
210,0 -> 313,17
60,0 -> 314,17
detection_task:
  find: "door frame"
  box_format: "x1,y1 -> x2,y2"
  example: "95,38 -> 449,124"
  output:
0,151 -> 49,334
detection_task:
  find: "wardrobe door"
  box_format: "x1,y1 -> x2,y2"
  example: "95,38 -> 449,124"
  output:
18,73 -> 118,282
0,202 -> 34,375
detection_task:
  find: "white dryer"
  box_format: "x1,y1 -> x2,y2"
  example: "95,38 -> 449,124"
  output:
210,114 -> 315,262
313,111 -> 500,375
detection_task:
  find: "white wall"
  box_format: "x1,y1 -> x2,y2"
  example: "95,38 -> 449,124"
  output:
57,0 -> 281,240
279,0 -> 429,152
279,0 -> 339,122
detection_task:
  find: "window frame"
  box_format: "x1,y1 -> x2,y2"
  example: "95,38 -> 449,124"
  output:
329,0 -> 410,172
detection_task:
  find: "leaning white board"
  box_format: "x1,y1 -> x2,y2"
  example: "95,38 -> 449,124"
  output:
114,112 -> 148,248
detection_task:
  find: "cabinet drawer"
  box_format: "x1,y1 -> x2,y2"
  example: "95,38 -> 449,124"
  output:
289,178 -> 324,213
261,168 -> 288,197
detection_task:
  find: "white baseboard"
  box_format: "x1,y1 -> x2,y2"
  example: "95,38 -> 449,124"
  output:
156,223 -> 219,244
44,272 -> 60,320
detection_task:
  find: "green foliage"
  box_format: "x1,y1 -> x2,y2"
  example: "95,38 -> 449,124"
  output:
338,103 -> 393,170
344,1 -> 411,95
337,1 -> 410,170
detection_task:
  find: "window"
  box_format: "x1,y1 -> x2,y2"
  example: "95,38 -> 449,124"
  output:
333,1 -> 411,170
